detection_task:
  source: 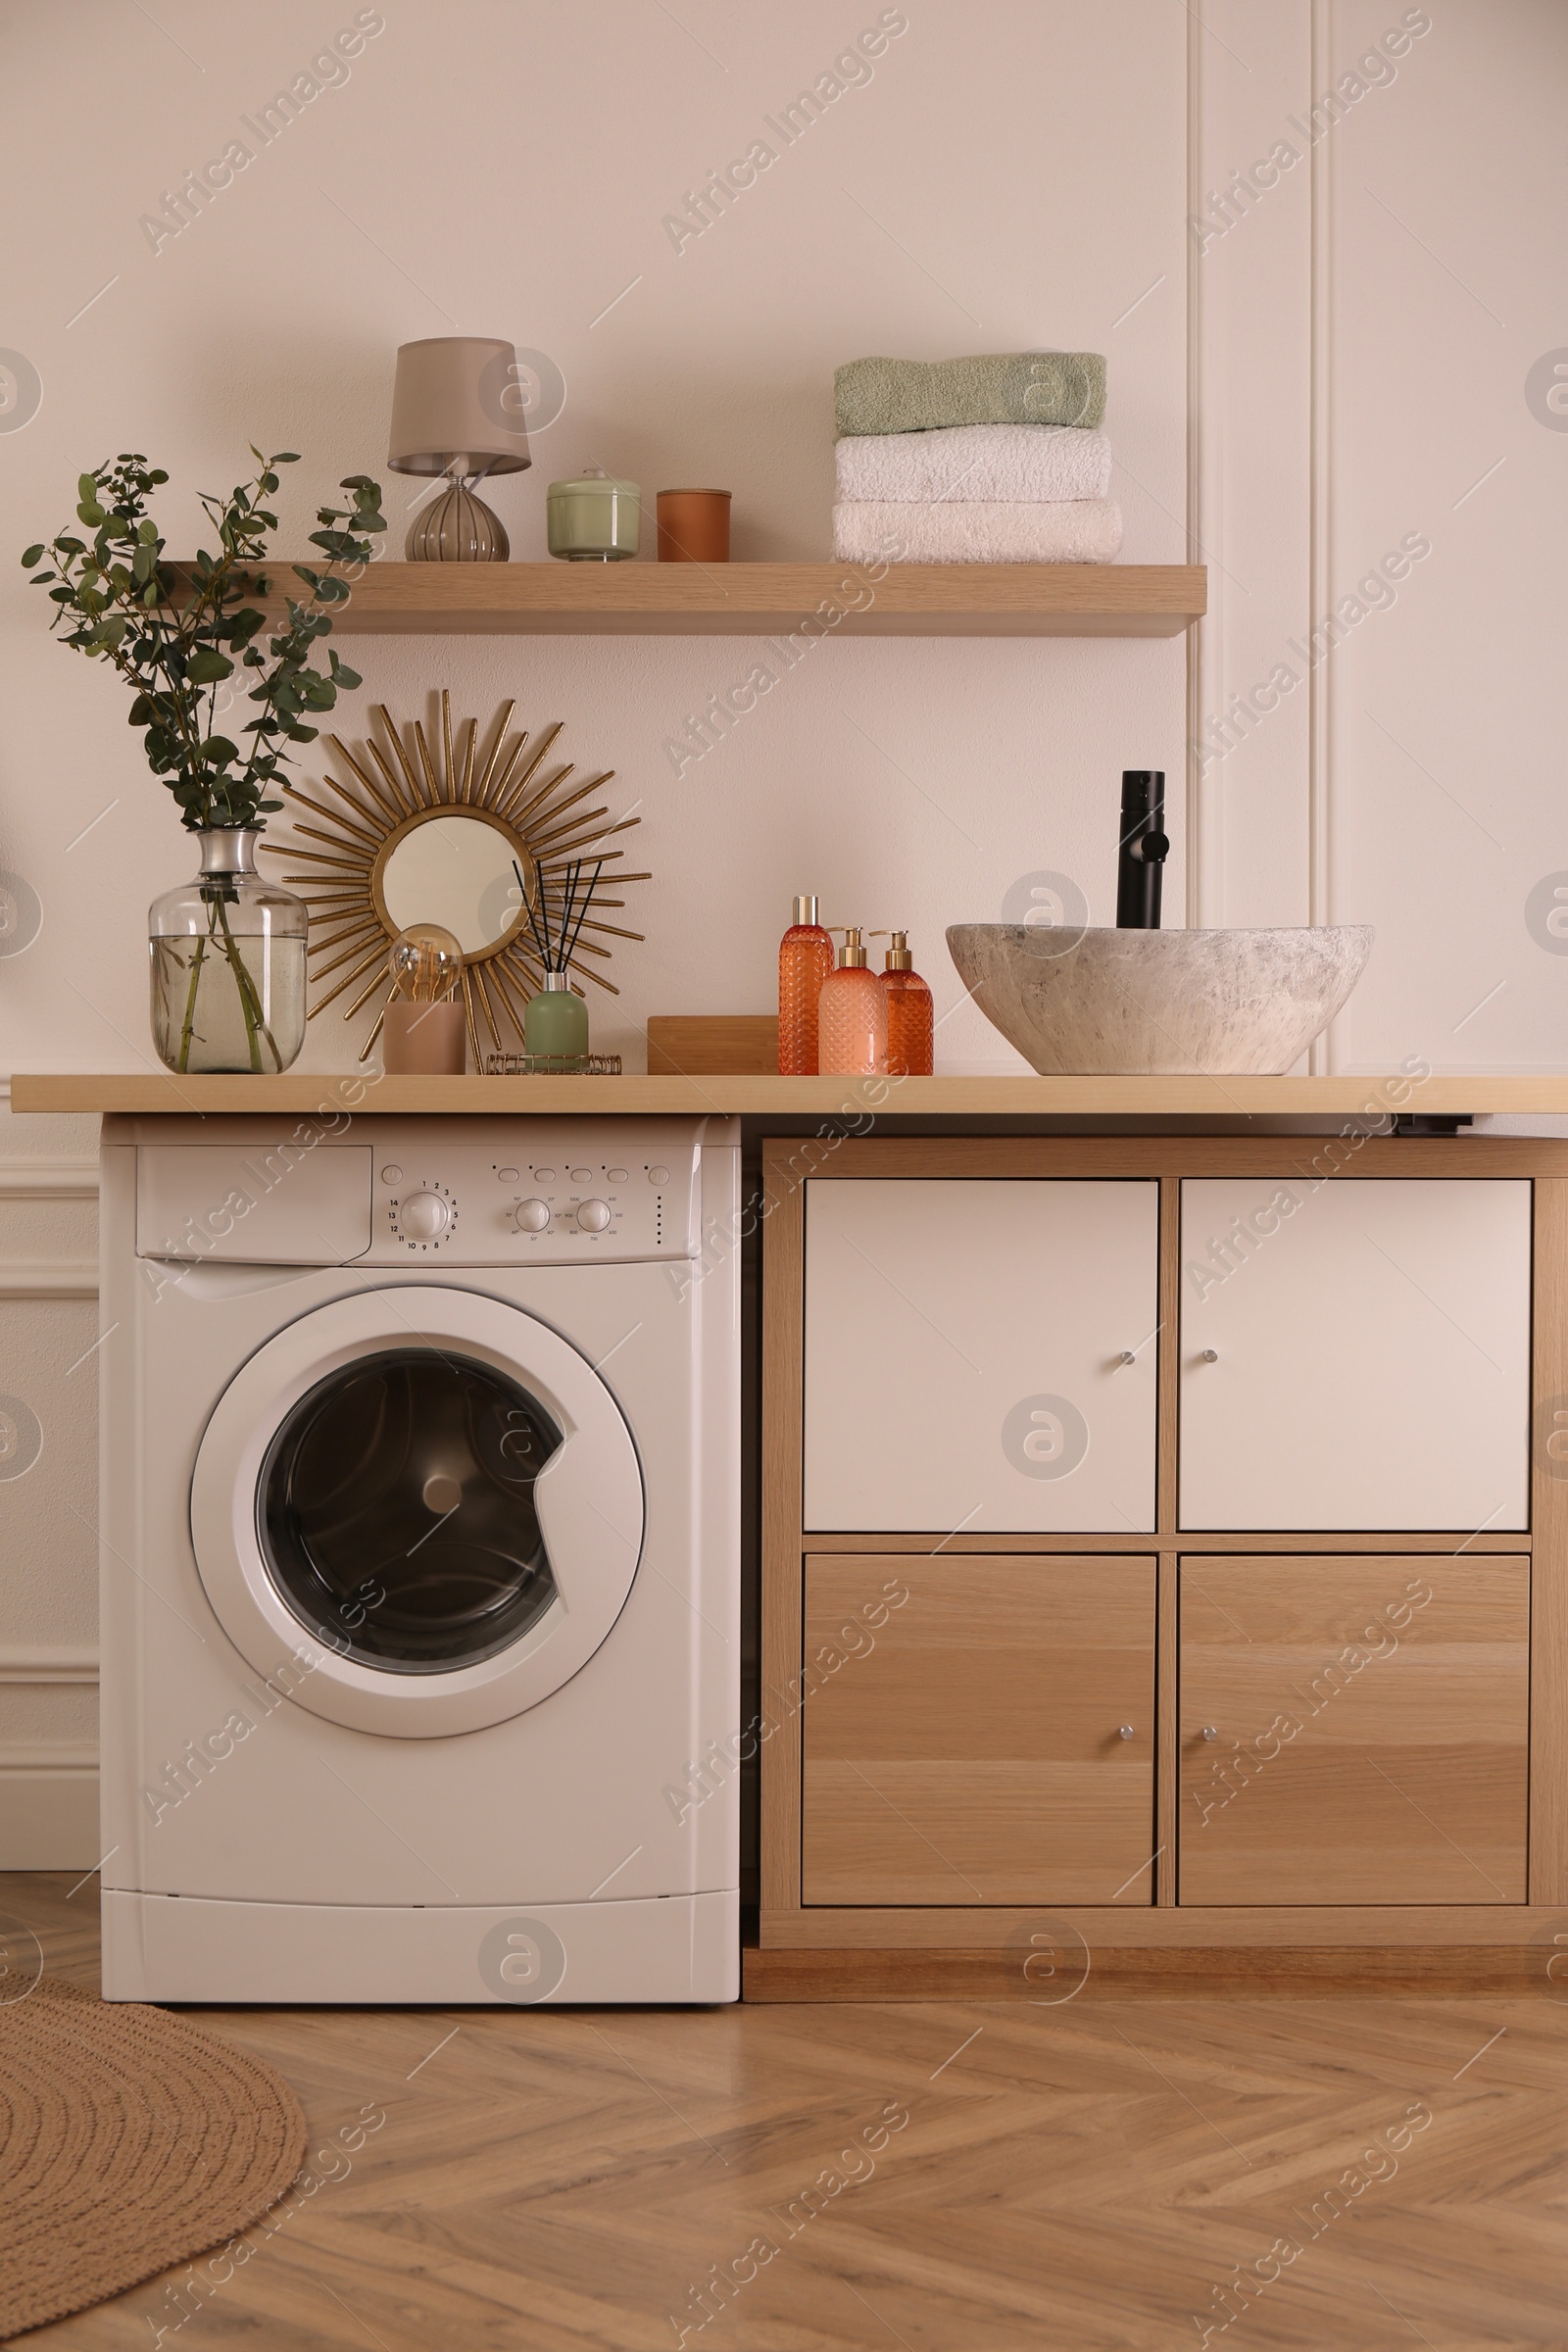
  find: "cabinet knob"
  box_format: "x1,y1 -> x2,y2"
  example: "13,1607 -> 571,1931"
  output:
1118,1723 -> 1136,1740
1201,1348 -> 1219,1363
1117,1349 -> 1136,1365
1201,1725 -> 1219,1742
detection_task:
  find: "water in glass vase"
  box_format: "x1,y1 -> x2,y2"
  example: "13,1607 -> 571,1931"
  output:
149,830 -> 308,1074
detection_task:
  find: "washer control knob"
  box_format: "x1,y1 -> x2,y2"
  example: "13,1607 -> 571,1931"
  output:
514,1199 -> 551,1234
400,1190 -> 451,1241
575,1198 -> 612,1233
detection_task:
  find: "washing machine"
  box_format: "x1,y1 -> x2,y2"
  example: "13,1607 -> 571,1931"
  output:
96,1113 -> 739,2004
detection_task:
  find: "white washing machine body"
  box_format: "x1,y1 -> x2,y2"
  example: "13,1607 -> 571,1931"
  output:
97,1113 -> 740,2004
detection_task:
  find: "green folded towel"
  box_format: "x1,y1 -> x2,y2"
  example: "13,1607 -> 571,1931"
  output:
835,352 -> 1106,437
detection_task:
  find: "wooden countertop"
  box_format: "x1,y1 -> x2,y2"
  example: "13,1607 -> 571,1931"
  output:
12,1072 -> 1568,1117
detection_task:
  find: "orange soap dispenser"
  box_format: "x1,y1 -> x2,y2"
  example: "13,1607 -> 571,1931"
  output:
817,927 -> 889,1077
777,894 -> 835,1074
873,930 -> 934,1076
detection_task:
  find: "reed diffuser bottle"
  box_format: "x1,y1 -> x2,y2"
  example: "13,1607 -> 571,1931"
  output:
519,858 -> 601,1065
777,893 -> 835,1074
873,930 -> 933,1077
817,927 -> 889,1077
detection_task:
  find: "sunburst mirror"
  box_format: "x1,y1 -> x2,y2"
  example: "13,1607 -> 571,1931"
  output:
264,693 -> 648,1062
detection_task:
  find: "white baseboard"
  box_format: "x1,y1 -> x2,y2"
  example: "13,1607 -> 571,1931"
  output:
0,1763 -> 99,1869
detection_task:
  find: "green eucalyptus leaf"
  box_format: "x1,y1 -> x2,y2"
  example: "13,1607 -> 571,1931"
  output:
21,543 -> 44,567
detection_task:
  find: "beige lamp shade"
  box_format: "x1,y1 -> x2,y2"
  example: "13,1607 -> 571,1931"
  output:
387,337 -> 532,477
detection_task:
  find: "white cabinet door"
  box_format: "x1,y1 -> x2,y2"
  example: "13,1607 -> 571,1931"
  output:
1179,1178 -> 1531,1531
803,1180 -> 1158,1533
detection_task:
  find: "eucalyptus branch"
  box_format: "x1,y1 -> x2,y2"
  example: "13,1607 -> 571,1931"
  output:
22,448 -> 386,832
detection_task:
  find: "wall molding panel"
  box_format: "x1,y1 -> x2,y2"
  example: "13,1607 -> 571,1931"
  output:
0,1646 -> 99,1686
0,1758 -> 99,1871
0,1260 -> 98,1299
0,1156 -> 99,1200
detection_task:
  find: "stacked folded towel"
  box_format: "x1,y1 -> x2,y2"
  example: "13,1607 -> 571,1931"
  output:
831,352 -> 1121,566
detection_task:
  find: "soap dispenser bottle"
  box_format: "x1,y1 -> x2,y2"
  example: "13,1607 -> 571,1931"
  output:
777,894 -> 835,1074
817,928 -> 889,1077
872,931 -> 934,1077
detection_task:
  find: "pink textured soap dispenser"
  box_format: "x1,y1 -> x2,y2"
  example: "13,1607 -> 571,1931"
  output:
817,927 -> 889,1077
777,893 -> 834,1074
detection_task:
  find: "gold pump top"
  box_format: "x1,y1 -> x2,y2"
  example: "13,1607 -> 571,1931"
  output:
831,925 -> 869,969
871,928 -> 913,970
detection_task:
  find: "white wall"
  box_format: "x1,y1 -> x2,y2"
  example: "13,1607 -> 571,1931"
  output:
0,0 -> 1561,1856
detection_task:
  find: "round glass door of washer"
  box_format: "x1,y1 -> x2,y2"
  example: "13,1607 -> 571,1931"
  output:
260,1348 -> 563,1673
190,1288 -> 646,1736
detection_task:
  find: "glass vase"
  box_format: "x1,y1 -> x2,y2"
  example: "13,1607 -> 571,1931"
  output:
149,830 -> 307,1074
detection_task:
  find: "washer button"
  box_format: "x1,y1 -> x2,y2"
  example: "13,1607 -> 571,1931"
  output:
576,1199 -> 612,1233
570,1167 -> 593,1184
608,1166 -> 629,1184
381,1164 -> 403,1186
514,1199 -> 551,1234
648,1164 -> 670,1186
533,1167 -> 557,1184
498,1165 -> 519,1183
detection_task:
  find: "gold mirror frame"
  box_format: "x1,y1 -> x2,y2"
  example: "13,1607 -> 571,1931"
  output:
264,691 -> 648,1063
369,803 -> 535,958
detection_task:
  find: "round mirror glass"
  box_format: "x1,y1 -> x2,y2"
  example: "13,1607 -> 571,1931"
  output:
377,813 -> 531,958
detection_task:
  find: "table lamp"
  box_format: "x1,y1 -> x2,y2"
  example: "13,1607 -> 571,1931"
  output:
387,336 -> 530,562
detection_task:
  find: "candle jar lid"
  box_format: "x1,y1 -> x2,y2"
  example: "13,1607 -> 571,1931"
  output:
547,467 -> 639,498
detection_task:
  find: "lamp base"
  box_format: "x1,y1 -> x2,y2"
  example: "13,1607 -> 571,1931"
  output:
406,478 -> 510,563
382,999 -> 467,1073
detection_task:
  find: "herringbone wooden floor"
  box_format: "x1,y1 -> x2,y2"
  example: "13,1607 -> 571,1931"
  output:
6,1873 -> 1567,2349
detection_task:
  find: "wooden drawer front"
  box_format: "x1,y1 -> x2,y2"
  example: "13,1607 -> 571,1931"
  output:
802,1555 -> 1155,1905
1178,1178 -> 1531,1531
803,1179 -> 1159,1533
1178,1557 -> 1529,1905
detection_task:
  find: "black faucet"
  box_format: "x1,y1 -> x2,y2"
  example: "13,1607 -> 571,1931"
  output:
1115,769 -> 1170,930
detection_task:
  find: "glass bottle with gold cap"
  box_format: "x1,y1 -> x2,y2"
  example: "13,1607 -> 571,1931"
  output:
777,893 -> 834,1074
872,930 -> 933,1077
817,926 -> 889,1077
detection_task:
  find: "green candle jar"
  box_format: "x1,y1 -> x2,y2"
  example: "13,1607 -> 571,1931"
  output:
546,467 -> 640,562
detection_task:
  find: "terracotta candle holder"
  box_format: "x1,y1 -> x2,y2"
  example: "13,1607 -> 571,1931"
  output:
657,488 -> 731,563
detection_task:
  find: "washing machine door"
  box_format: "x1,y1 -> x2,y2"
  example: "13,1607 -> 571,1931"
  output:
190,1287 -> 645,1735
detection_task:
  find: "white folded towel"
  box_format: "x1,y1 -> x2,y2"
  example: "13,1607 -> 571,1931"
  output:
833,498 -> 1123,566
835,423 -> 1111,505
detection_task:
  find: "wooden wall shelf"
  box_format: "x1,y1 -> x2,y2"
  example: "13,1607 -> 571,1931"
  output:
12,1073 -> 1568,1117
218,560 -> 1205,639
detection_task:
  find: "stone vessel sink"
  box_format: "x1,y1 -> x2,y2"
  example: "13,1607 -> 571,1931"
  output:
945,924 -> 1374,1076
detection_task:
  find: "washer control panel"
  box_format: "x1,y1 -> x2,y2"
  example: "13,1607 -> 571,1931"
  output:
368,1124 -> 702,1263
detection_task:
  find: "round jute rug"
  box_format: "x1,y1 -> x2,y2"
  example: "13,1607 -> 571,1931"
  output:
0,1974 -> 307,2339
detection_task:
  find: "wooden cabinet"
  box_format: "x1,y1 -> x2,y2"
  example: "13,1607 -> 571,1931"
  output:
760,1138 -> 1567,1990
803,1179 -> 1159,1532
801,1555 -> 1155,1904
1178,1557 -> 1530,1904
1179,1178 -> 1531,1531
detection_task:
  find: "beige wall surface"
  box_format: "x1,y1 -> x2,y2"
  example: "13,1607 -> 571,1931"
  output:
0,0 -> 1561,1854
